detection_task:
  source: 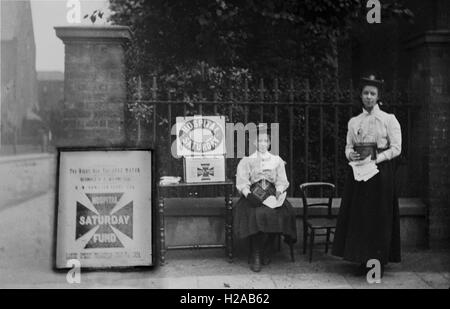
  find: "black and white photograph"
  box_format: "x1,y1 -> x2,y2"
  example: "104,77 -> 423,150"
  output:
0,0 -> 449,292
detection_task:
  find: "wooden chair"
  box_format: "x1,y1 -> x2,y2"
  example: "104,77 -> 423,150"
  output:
299,182 -> 337,262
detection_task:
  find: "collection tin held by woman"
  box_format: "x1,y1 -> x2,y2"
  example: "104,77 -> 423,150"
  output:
332,74 -> 402,277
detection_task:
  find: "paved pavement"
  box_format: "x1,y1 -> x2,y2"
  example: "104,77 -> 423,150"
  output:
0,192 -> 449,289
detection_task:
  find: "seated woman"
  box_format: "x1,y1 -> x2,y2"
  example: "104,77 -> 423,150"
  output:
234,127 -> 297,272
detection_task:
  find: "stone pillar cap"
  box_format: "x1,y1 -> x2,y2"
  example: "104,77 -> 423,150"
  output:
404,30 -> 450,49
55,26 -> 131,43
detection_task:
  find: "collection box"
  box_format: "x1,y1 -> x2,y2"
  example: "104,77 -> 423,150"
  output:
354,142 -> 377,160
183,156 -> 226,183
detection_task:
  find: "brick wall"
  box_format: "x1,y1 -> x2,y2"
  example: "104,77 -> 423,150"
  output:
406,31 -> 450,248
55,27 -> 131,147
427,43 -> 450,247
1,0 -> 39,147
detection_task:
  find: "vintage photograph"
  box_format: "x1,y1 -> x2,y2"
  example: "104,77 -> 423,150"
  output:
0,0 -> 449,291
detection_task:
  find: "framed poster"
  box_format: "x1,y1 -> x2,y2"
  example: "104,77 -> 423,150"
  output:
54,147 -> 154,269
175,115 -> 226,156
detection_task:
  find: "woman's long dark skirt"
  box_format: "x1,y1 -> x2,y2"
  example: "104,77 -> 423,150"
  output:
332,160 -> 401,265
233,197 -> 297,243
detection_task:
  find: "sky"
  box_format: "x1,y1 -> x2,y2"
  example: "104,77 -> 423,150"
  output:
30,0 -> 111,72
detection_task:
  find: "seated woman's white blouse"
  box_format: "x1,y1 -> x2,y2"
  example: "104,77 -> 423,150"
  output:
235,151 -> 289,196
345,104 -> 402,163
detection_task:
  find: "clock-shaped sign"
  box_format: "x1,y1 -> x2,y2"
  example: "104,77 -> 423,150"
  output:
175,116 -> 226,156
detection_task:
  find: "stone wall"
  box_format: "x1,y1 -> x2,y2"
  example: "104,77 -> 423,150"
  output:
0,154 -> 56,210
163,197 -> 427,254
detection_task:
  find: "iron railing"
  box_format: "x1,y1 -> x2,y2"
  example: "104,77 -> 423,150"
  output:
129,77 -> 419,197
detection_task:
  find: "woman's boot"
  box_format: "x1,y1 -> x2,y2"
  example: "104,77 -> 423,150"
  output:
251,248 -> 262,272
250,234 -> 263,272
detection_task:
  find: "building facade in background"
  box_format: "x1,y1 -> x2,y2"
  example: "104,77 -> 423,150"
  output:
37,71 -> 64,145
1,0 -> 41,155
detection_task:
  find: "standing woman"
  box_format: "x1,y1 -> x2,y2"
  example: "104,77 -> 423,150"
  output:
234,127 -> 297,272
332,75 -> 402,276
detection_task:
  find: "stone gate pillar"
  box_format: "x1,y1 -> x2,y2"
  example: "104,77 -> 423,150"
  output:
55,26 -> 131,147
405,1 -> 450,248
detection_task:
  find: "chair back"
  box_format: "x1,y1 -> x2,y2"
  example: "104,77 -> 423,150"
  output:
299,182 -> 336,222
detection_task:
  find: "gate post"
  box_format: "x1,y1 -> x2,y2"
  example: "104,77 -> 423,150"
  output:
404,2 -> 450,248
55,26 -> 131,147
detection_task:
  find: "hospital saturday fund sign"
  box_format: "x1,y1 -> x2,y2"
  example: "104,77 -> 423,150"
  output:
55,149 -> 153,268
175,116 -> 226,156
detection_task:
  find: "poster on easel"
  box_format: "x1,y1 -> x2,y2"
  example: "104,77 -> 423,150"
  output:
55,148 -> 153,269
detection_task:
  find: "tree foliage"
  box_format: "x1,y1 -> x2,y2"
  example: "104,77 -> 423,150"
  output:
106,0 -> 414,188
108,0 -> 412,80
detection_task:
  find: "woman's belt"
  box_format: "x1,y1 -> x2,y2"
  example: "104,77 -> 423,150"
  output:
376,147 -> 389,153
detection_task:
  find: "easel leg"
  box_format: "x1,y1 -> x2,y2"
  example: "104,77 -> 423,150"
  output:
159,197 -> 166,266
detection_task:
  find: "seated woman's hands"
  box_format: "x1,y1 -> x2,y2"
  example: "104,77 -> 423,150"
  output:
246,192 -> 262,208
276,190 -> 282,199
243,187 -> 282,207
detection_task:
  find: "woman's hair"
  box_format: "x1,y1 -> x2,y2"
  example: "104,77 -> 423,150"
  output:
251,132 -> 271,145
250,125 -> 271,150
255,124 -> 271,141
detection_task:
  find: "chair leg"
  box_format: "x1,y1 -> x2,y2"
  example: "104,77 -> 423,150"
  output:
289,240 -> 295,262
247,237 -> 252,264
309,229 -> 315,263
262,234 -> 275,265
303,225 -> 308,254
325,228 -> 330,254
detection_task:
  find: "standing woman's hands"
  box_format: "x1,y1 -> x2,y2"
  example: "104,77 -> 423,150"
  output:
349,151 -> 361,161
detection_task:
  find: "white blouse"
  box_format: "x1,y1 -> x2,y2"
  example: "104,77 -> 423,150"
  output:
345,104 -> 402,163
235,151 -> 289,196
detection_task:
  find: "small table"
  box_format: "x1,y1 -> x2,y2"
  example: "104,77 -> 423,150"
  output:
157,180 -> 234,266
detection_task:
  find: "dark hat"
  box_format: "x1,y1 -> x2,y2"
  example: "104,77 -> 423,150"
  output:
247,123 -> 272,143
360,74 -> 384,89
257,123 -> 269,132
257,123 -> 272,138
247,123 -> 270,134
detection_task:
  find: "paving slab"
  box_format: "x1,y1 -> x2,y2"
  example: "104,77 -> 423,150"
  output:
1,192 -> 450,289
344,272 -> 432,289
197,274 -> 276,289
414,272 -> 450,289
271,273 -> 352,289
